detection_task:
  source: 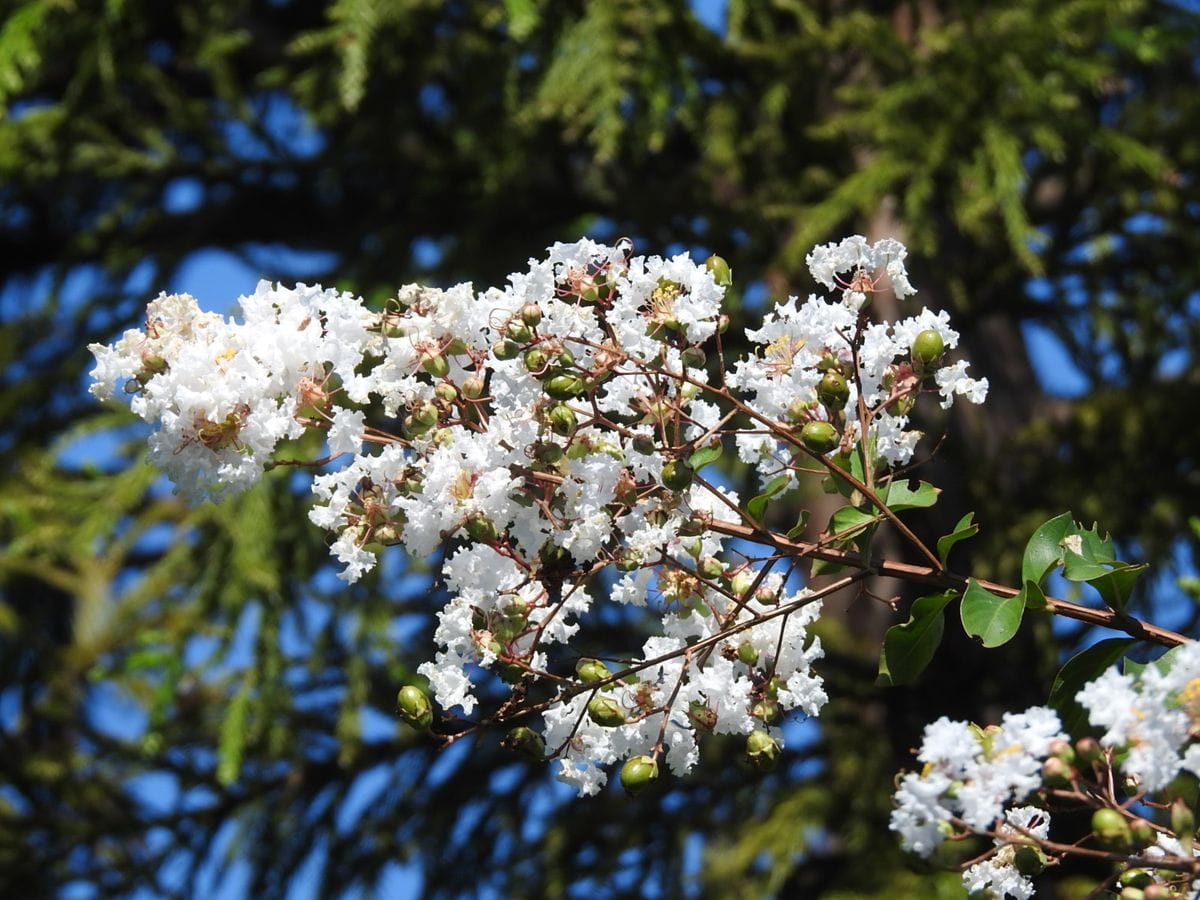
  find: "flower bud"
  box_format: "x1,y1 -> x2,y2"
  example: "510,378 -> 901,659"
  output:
575,658 -> 611,685
911,329 -> 946,369
754,586 -> 779,606
412,401 -> 439,428
1122,869 -> 1154,890
680,347 -> 707,369
546,403 -> 577,437
704,254 -> 732,287
1041,755 -> 1073,788
434,382 -> 458,404
1049,738 -> 1076,765
524,347 -> 549,374
463,514 -> 499,544
421,352 -> 450,378
586,694 -> 626,727
620,755 -> 659,795
1092,807 -> 1133,852
461,375 -> 486,399
615,550 -> 642,572
1129,818 -> 1155,851
698,556 -> 724,579
717,314 -> 730,334
396,685 -> 433,729
501,726 -> 545,759
737,641 -> 759,666
751,699 -> 782,725
745,730 -> 781,772
1075,736 -> 1103,766
506,321 -> 534,344
687,700 -> 718,733
1119,888 -> 1146,900
1013,846 -> 1047,877
1171,797 -> 1194,854
1142,885 -> 1172,900
519,303 -> 543,326
765,677 -> 785,700
493,339 -> 521,361
730,570 -> 755,598
661,459 -> 695,492
544,373 -> 588,400
817,372 -> 850,411
800,421 -> 839,454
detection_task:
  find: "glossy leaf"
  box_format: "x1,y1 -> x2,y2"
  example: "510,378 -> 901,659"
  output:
936,511 -> 979,566
746,474 -> 789,521
960,579 -> 1026,648
883,479 -> 940,511
1021,511 -> 1072,586
687,443 -> 723,471
877,590 -> 959,686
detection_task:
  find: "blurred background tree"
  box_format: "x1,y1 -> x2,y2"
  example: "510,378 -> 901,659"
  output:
2,0 -> 1199,896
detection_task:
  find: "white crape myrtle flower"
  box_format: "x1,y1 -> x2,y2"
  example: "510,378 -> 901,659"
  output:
1076,641 -> 1200,792
889,708 -> 1066,858
805,235 -> 916,307
961,806 -> 1050,900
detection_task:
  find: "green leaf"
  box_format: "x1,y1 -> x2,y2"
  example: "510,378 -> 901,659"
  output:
810,557 -> 846,576
747,474 -> 790,521
877,591 -> 958,686
785,509 -> 810,540
937,511 -> 979,566
1021,511 -> 1072,586
218,679 -> 252,787
1124,644 -> 1184,679
829,505 -> 876,540
883,479 -> 940,511
960,579 -> 1026,648
1023,579 -> 1048,611
687,443 -> 723,471
1048,638 -> 1136,735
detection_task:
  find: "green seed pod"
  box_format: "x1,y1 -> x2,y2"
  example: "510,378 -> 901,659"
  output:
698,556 -> 724,579
1092,807 -> 1133,852
800,421 -> 839,454
745,730 -> 780,772
737,641 -> 759,666
403,414 -> 432,437
1013,846 -> 1047,877
1122,869 -> 1154,890
396,685 -> 433,729
421,352 -> 450,378
434,382 -> 458,404
533,440 -> 564,464
615,551 -> 642,572
460,375 -> 486,399
911,329 -> 946,367
661,459 -> 695,492
547,403 -> 577,437
524,347 -> 549,374
463,515 -> 499,544
501,726 -> 545,759
680,347 -> 707,369
730,570 -> 755,599
1129,818 -> 1155,851
519,303 -> 543,326
506,321 -> 533,344
544,373 -> 588,399
765,677 -> 785,700
687,701 -> 718,733
587,694 -> 626,727
704,254 -> 732,287
555,347 -> 576,368
620,755 -> 660,795
751,699 -> 782,725
575,658 -> 611,685
497,662 -> 526,684
412,401 -> 439,428
493,339 -> 521,361
817,371 -> 850,411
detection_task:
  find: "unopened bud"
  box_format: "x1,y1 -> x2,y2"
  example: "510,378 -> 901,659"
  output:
911,329 -> 946,369
544,373 -> 588,400
493,339 -> 521,361
546,403 -> 577,437
461,375 -> 486,399
463,515 -> 499,543
751,699 -> 782,725
1049,738 -> 1075,765
506,321 -> 534,344
661,459 -> 695,492
704,254 -> 732,287
587,694 -> 626,727
502,726 -> 545,759
434,382 -> 458,404
519,303 -> 543,326
1041,756 -> 1073,788
575,658 -> 611,685
737,641 -> 759,666
1129,819 -> 1155,851
1076,737 -> 1103,766
620,755 -> 659,795
1013,845 -> 1047,877
745,730 -> 780,772
421,352 -> 450,378
800,421 -> 839,454
680,347 -> 707,369
687,701 -> 718,733
1092,807 -> 1133,852
396,685 -> 433,729
817,372 -> 850,411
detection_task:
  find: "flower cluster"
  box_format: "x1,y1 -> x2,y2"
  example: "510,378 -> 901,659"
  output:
891,643 -> 1200,898
90,236 -> 984,796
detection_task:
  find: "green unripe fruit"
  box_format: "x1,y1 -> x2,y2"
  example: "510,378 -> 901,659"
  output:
461,375 -> 486,399
421,353 -> 450,378
544,373 -> 588,400
463,515 -> 499,543
1119,889 -> 1146,900
1122,868 -> 1154,889
506,321 -> 533,343
751,699 -> 782,725
737,641 -> 759,666
661,459 -> 695,492
615,551 -> 641,572
412,401 -> 439,428
620,755 -> 659,795
698,556 -> 724,579
396,685 -> 433,729
501,726 -> 545,759
704,254 -> 732,287
403,414 -> 432,437
575,658 -> 611,685
911,329 -> 946,367
1129,818 -> 1155,851
730,570 -> 755,598
1092,807 -> 1133,852
524,347 -> 549,373
630,436 -> 655,455
434,382 -> 458,404
800,421 -> 840,454
817,372 -> 850,411
765,677 -> 785,700
680,347 -> 707,369
1013,846 -> 1047,877
493,339 -> 521,361
587,694 -> 626,727
519,303 -> 543,326
546,403 -> 578,437
745,730 -> 781,772
555,347 -> 576,368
